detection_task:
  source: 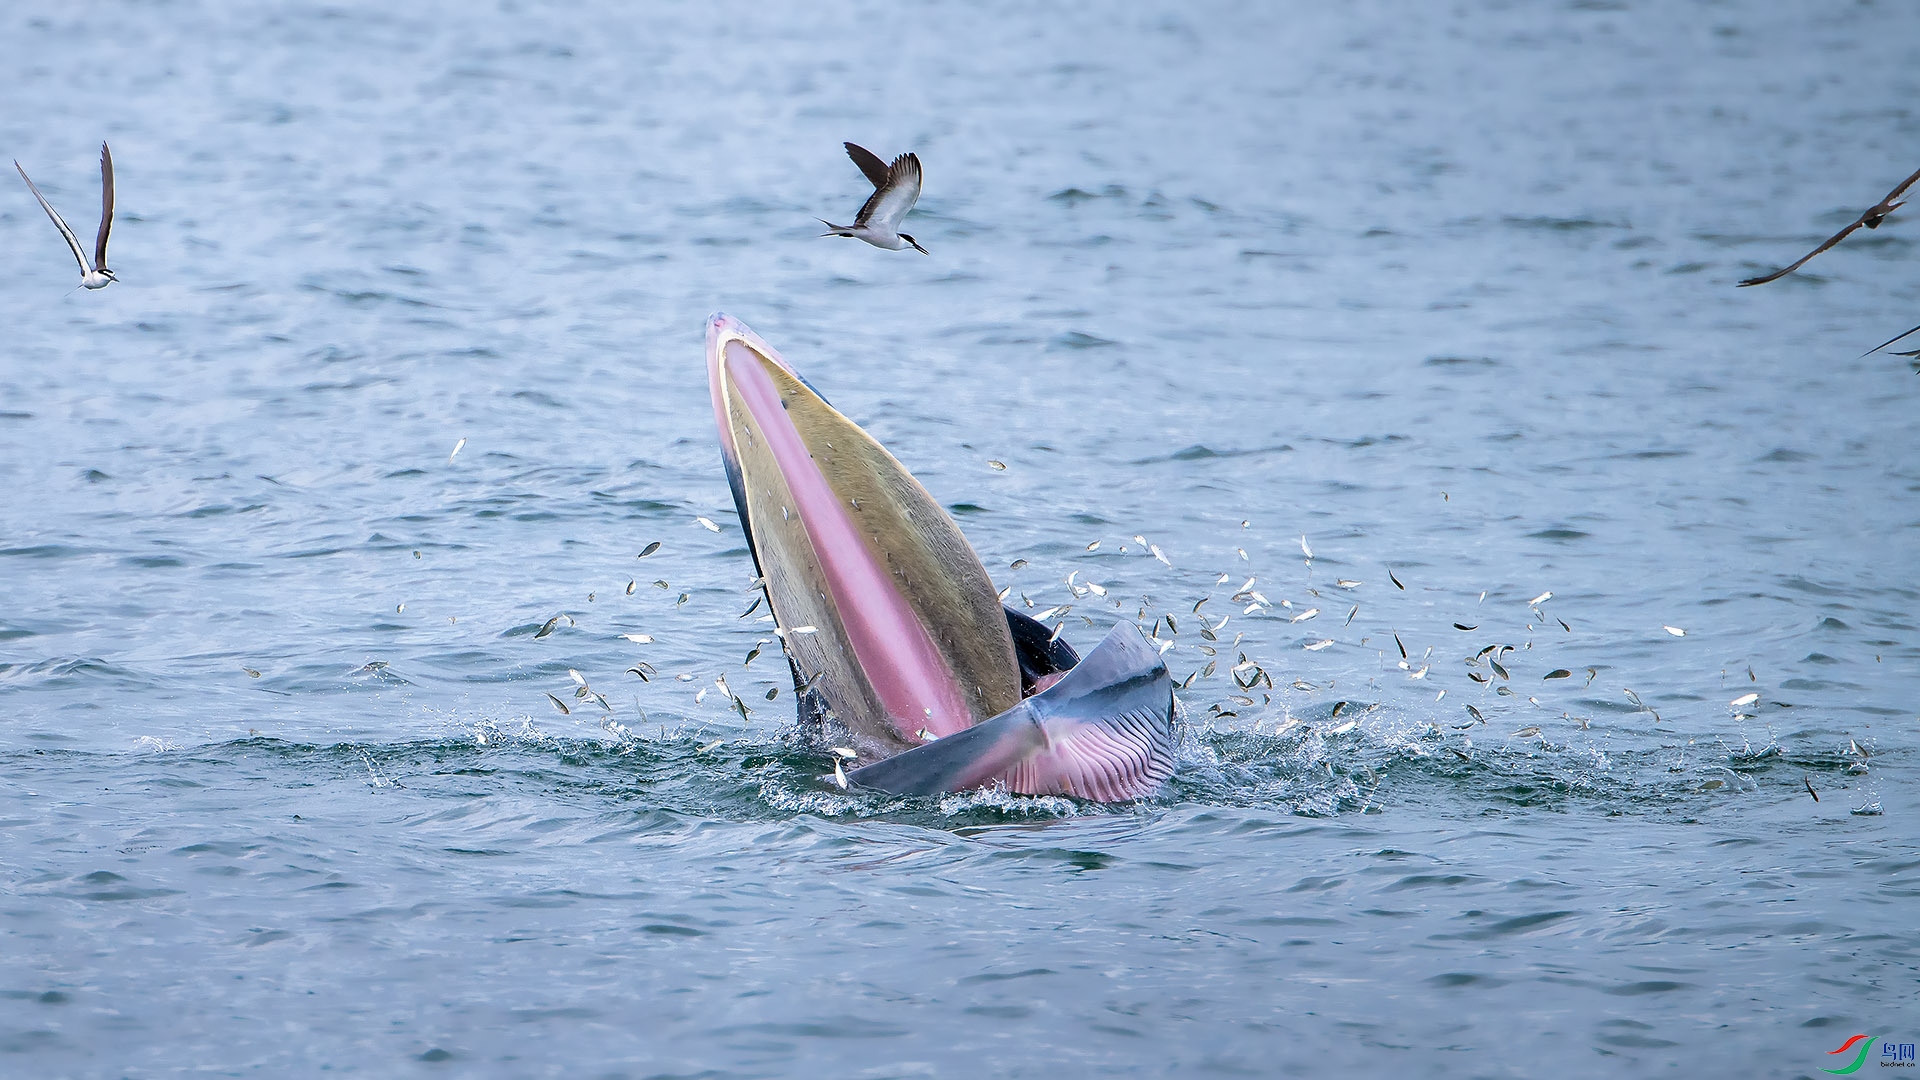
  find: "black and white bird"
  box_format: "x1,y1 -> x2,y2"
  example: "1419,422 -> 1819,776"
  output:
15,142 -> 116,290
820,142 -> 927,254
1738,164 -> 1920,287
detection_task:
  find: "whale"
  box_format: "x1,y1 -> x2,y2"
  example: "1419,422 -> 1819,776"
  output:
706,314 -> 1177,802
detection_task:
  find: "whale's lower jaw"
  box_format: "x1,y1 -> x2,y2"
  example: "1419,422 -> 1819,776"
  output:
849,621 -> 1177,803
706,313 -> 1176,802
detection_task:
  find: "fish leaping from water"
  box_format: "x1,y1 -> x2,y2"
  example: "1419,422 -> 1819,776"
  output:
1738,164 -> 1920,287
820,142 -> 927,254
15,142 -> 116,290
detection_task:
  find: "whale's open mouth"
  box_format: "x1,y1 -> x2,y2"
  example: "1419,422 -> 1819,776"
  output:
706,314 -> 1176,800
706,314 -> 1023,761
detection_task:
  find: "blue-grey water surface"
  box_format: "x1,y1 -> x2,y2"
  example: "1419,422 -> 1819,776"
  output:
3,2 -> 1918,1076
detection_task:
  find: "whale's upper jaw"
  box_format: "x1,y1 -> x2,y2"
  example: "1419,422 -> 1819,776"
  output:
706,313 -> 1022,760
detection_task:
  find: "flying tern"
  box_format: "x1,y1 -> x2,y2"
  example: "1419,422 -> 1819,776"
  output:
820,142 -> 927,254
1738,164 -> 1920,287
15,142 -> 116,289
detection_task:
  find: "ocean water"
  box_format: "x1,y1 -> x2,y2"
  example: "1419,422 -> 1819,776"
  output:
2,1 -> 1917,1076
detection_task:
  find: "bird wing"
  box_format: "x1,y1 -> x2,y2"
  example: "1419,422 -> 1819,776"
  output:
844,142 -> 891,189
1736,218 -> 1864,287
94,143 -> 114,270
1861,321 -> 1920,358
1740,164 -> 1920,286
855,152 -> 922,231
14,160 -> 92,274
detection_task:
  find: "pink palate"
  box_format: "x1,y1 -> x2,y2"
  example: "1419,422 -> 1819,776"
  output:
722,339 -> 976,739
